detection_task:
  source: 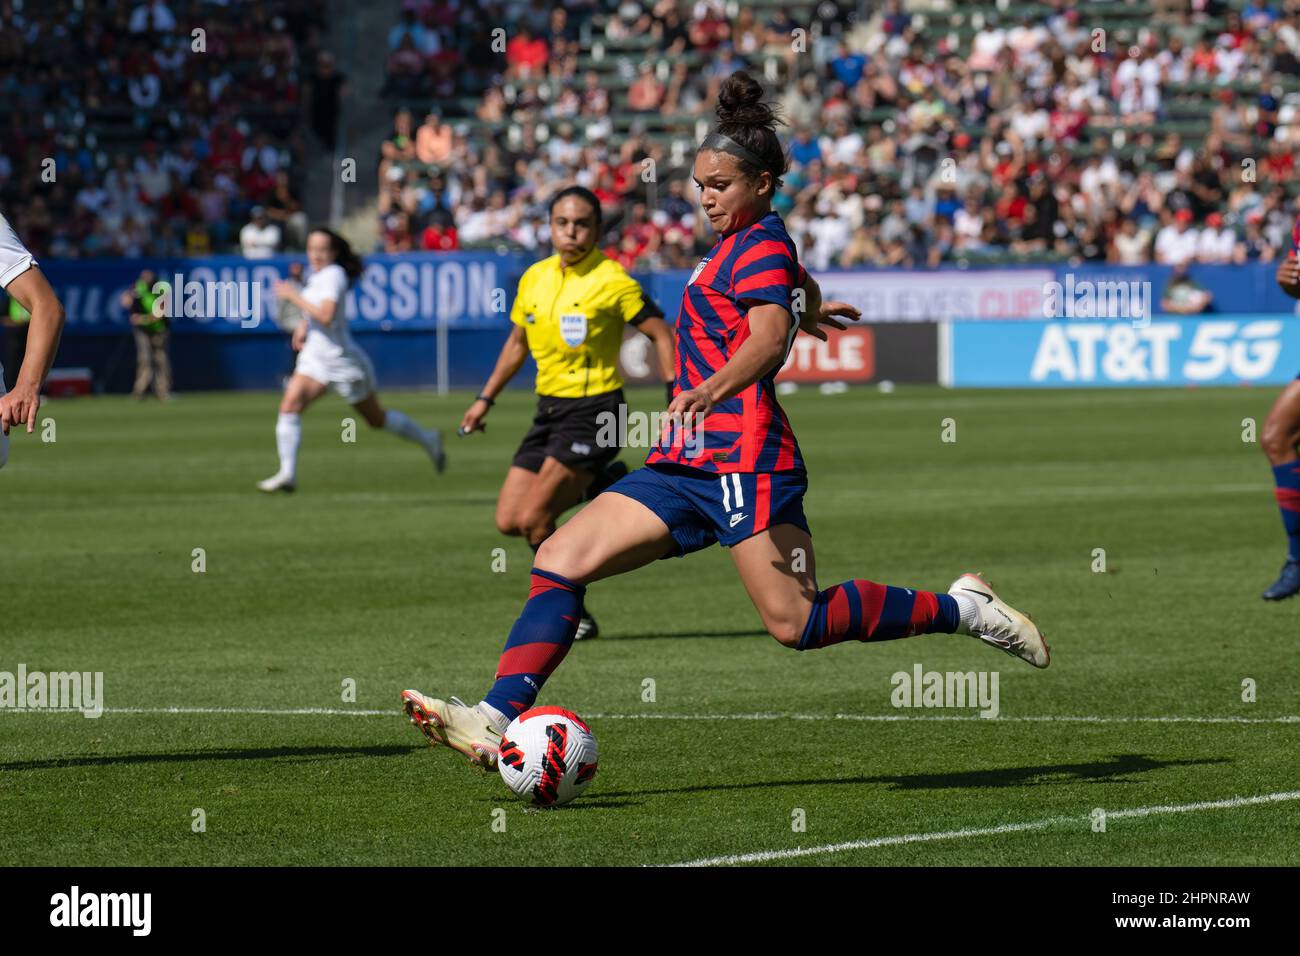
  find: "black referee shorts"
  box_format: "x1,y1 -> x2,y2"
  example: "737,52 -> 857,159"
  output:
511,389 -> 625,474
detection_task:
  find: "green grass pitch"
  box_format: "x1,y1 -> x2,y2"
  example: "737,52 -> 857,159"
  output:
1,384 -> 1296,866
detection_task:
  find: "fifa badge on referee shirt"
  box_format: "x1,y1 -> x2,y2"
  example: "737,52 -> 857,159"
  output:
560,312 -> 587,347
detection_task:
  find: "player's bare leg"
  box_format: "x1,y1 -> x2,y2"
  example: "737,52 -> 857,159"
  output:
258,373 -> 326,492
497,458 -> 602,637
495,459 -> 592,545
1260,379 -> 1300,599
730,524 -> 1048,667
404,491 -> 674,768
352,391 -> 445,474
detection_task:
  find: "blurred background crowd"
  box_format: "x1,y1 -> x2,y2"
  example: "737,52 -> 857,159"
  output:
375,0 -> 1300,269
3,0 -> 1299,270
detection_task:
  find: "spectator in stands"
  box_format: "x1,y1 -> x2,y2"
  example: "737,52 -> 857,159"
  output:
1236,217 -> 1275,263
416,111 -> 453,166
628,63 -> 665,114
129,1 -> 177,33
307,51 -> 346,151
1111,218 -> 1153,265
1196,212 -> 1236,264
383,211 -> 416,253
1161,263 -> 1214,314
505,26 -> 549,79
265,171 -> 308,250
379,110 -> 418,213
421,208 -> 459,251
1155,209 -> 1201,266
241,207 -> 281,259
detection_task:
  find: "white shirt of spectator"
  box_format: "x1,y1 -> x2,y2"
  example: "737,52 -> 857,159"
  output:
1007,24 -> 1048,55
129,74 -> 161,109
821,130 -> 864,168
298,264 -> 355,358
240,222 -> 282,259
129,1 -> 176,33
1157,49 -> 1191,84
1113,229 -> 1151,265
1079,158 -> 1120,200
135,159 -> 170,203
1010,106 -> 1050,143
954,208 -> 983,246
970,28 -> 1006,70
0,211 -> 38,383
1155,225 -> 1201,266
1196,227 -> 1236,264
1217,44 -> 1246,81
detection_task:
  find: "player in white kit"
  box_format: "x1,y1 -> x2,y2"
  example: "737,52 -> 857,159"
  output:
259,227 -> 445,492
0,211 -> 65,467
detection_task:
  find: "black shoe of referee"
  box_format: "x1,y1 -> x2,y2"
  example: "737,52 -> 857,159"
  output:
575,607 -> 600,641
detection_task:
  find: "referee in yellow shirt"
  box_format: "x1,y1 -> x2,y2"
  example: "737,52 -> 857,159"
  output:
460,186 -> 676,639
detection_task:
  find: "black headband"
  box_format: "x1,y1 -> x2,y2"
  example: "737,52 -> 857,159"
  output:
699,131 -> 766,171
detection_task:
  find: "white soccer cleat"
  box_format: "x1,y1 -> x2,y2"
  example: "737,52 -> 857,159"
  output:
948,572 -> 1050,669
422,428 -> 446,474
256,473 -> 296,493
401,689 -> 502,770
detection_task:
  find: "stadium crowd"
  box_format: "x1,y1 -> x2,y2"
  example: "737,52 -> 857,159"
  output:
0,0 -> 331,259
377,0 -> 1300,270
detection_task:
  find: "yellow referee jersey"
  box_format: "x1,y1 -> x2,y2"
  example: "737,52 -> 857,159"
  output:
510,245 -> 650,398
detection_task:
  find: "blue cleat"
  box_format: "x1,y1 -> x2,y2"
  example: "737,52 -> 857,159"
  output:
1262,560 -> 1300,600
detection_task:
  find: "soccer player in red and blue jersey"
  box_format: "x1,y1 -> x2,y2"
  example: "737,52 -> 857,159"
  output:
400,72 -> 1050,770
1260,211 -> 1300,599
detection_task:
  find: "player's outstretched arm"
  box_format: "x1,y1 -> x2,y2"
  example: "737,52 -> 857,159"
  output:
0,265 -> 65,435
461,324 -> 529,434
795,271 -> 861,340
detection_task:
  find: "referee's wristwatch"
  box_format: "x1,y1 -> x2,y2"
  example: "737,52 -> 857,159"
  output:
475,393 -> 495,406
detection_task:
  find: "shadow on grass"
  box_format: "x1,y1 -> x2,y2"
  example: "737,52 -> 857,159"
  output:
597,754 -> 1227,798
608,628 -> 769,641
0,744 -> 421,772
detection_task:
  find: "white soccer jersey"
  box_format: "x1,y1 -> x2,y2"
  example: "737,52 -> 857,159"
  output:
294,262 -> 375,403
0,211 -> 38,388
299,263 -> 354,359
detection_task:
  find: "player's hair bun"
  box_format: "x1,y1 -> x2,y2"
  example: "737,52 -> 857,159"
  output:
716,71 -> 778,131
709,71 -> 789,189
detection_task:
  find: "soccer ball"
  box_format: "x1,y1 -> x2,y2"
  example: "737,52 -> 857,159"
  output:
498,707 -> 599,807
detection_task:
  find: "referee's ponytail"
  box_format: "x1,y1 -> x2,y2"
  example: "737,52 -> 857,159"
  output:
310,227 -> 364,285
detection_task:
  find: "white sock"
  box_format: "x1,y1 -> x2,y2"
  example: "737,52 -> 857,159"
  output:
275,412 -> 301,481
477,701 -> 510,734
953,594 -> 979,634
383,408 -> 426,444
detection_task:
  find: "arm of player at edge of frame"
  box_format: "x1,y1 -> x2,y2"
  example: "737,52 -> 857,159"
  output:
0,265 -> 66,436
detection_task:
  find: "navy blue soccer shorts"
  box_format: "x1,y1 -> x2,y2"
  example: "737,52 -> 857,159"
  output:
608,462 -> 810,558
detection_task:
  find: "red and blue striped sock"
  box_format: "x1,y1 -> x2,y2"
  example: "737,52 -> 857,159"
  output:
1272,462 -> 1300,561
797,580 -> 960,650
481,568 -> 584,720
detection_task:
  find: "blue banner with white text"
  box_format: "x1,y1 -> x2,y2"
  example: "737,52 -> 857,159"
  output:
948,316 -> 1300,387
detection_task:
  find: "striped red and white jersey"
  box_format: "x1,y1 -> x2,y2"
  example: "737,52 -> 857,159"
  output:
646,210 -> 807,474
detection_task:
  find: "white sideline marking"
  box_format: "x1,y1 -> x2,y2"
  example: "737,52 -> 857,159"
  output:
669,790 -> 1300,867
4,707 -> 1296,724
